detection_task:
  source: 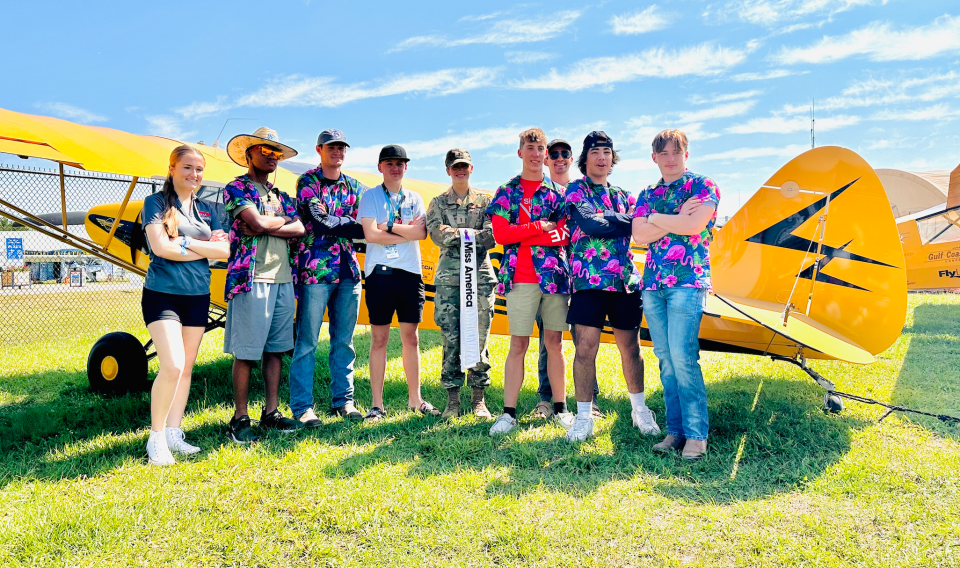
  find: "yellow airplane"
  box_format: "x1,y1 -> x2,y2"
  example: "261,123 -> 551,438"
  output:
0,108 -> 907,413
891,164 -> 960,290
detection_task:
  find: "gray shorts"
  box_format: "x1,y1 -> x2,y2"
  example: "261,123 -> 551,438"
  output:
224,282 -> 295,360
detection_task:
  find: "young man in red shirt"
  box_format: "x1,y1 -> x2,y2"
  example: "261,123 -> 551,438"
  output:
486,128 -> 574,435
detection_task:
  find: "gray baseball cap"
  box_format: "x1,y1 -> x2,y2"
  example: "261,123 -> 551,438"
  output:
317,129 -> 350,147
547,138 -> 572,151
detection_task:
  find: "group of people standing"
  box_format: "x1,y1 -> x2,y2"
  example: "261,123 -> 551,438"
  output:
140,124 -> 719,466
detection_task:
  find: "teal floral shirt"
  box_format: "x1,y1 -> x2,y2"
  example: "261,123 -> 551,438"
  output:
486,175 -> 571,296
633,171 -> 720,290
565,177 -> 642,293
223,174 -> 300,300
296,167 -> 365,285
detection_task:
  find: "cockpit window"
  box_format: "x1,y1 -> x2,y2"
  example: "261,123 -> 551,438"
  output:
917,210 -> 960,245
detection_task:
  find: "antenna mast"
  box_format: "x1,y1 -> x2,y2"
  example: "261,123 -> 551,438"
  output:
810,98 -> 816,149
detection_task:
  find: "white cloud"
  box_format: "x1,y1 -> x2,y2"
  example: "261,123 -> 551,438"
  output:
514,43 -> 749,91
871,104 -> 960,122
730,69 -> 806,81
689,90 -> 763,105
726,113 -> 860,134
705,0 -> 884,26
609,6 -> 668,35
676,100 -> 758,123
145,115 -> 197,141
459,11 -> 505,22
391,11 -> 580,51
34,102 -> 107,124
782,71 -> 960,113
178,68 -> 500,116
698,143 -> 811,161
505,51 -> 555,64
175,97 -> 230,120
345,126 -> 529,169
773,15 -> 960,65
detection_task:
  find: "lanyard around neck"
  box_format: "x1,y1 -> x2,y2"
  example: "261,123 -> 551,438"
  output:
382,184 -> 405,223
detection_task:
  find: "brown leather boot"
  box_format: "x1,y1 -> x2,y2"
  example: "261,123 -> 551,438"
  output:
471,388 -> 492,419
441,387 -> 461,419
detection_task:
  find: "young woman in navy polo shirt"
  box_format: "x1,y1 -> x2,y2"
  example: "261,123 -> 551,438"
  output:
142,145 -> 229,465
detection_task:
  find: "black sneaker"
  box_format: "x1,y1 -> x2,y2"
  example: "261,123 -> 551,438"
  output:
363,407 -> 387,422
227,415 -> 258,444
330,401 -> 364,421
259,409 -> 303,433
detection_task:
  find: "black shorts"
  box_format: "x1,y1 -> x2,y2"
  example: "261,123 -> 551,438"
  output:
142,288 -> 210,327
364,266 -> 425,325
566,289 -> 642,330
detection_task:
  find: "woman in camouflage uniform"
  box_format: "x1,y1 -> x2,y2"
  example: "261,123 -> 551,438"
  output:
426,149 -> 497,419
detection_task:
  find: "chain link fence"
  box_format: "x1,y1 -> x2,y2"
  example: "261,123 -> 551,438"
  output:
0,165 -> 162,348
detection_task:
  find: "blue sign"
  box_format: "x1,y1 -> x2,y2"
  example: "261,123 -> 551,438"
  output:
6,238 -> 23,260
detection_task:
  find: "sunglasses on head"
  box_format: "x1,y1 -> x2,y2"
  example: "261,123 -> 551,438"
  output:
549,149 -> 572,160
258,146 -> 284,160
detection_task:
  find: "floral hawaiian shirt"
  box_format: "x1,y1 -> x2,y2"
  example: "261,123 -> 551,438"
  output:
633,171 -> 720,290
223,174 -> 300,301
296,167 -> 365,285
565,177 -> 642,293
485,175 -> 571,296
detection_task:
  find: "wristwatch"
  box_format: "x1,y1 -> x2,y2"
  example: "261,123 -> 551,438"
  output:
386,221 -> 395,234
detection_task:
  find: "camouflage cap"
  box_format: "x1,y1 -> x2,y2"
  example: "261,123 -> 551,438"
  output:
445,148 -> 472,168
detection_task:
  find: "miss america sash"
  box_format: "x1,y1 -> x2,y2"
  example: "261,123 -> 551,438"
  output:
460,229 -> 480,371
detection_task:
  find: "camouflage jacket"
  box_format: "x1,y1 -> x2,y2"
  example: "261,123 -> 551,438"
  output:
426,187 -> 497,287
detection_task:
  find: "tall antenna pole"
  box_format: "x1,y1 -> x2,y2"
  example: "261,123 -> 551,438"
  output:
810,98 -> 816,149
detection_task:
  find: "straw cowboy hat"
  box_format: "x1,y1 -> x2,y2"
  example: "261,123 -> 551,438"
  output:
227,127 -> 298,167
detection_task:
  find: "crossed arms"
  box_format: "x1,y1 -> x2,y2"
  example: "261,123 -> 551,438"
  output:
631,198 -> 716,245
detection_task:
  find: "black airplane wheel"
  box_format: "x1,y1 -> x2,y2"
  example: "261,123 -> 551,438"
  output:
824,392 -> 845,414
87,332 -> 149,395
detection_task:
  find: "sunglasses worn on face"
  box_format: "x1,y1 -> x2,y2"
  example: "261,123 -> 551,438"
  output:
258,146 -> 284,160
549,150 -> 572,160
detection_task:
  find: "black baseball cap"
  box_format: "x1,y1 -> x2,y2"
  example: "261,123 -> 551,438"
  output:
317,129 -> 350,147
547,139 -> 571,152
582,131 -> 614,151
378,144 -> 410,163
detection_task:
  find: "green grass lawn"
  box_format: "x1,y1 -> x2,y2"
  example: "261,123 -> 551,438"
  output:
0,293 -> 958,567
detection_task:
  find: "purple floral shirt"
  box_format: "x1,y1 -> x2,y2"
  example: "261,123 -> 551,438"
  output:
633,171 -> 720,290
565,177 -> 642,293
296,167 -> 365,285
485,175 -> 571,296
223,174 -> 300,301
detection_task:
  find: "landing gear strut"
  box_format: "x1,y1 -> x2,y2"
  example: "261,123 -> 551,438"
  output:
769,353 -> 845,414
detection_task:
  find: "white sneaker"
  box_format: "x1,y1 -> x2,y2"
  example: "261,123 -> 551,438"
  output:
165,427 -> 201,455
553,411 -> 575,431
565,414 -> 595,442
489,413 -> 517,435
146,431 -> 176,465
631,406 -> 662,436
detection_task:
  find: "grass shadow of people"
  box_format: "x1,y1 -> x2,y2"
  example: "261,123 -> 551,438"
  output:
890,298 -> 960,440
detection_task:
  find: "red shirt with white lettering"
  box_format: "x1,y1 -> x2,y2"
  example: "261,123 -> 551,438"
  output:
491,178 -> 568,284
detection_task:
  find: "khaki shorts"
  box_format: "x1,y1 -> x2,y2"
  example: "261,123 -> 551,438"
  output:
505,283 -> 570,336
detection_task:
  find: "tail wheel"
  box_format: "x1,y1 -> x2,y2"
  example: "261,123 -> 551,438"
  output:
824,392 -> 845,414
87,332 -> 149,395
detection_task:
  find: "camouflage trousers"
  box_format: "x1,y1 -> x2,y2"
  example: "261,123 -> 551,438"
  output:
433,283 -> 496,389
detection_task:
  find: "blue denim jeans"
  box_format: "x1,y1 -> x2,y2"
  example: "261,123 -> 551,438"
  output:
289,279 -> 361,415
642,287 -> 709,441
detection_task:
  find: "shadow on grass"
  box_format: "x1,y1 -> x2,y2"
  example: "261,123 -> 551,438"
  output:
0,327 -> 867,504
0,327 -> 433,488
322,372 -> 867,504
890,300 -> 960,439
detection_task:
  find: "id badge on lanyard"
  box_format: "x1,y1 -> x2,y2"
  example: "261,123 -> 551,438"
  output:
383,184 -> 406,225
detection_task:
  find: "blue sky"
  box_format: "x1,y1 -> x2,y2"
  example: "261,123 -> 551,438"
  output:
2,0 -> 959,217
